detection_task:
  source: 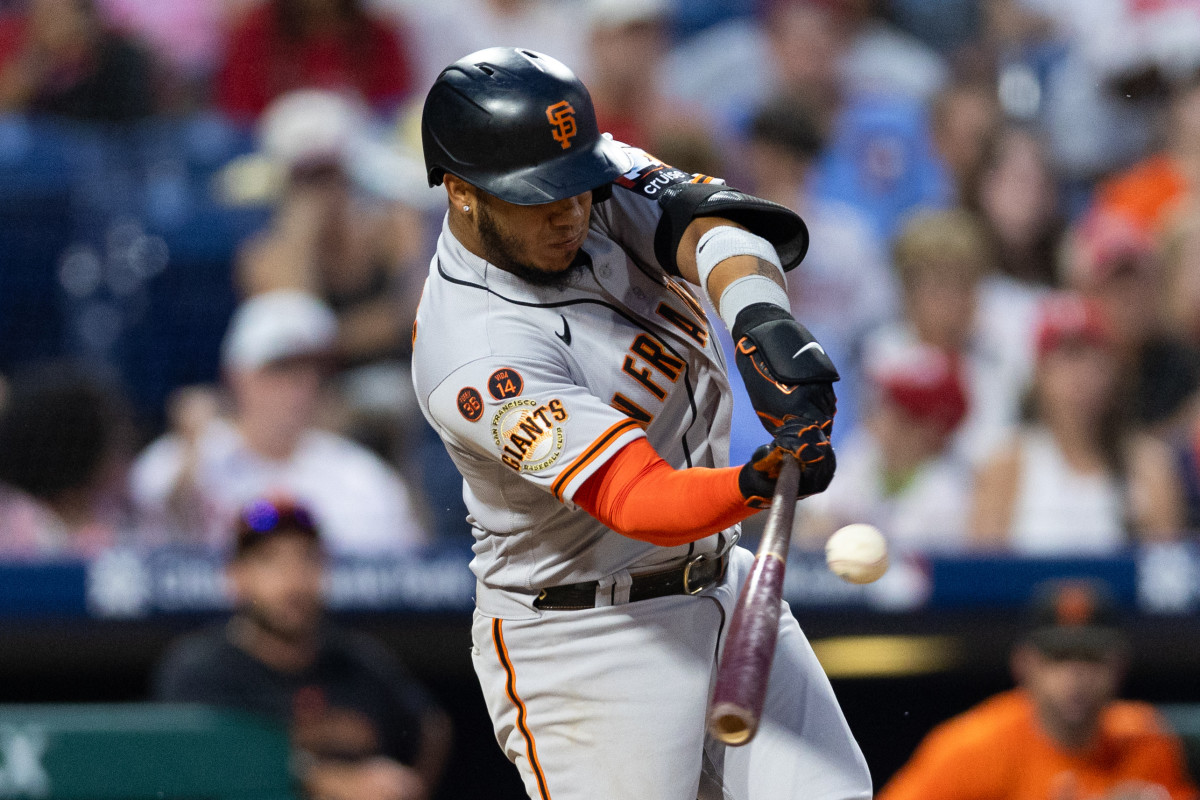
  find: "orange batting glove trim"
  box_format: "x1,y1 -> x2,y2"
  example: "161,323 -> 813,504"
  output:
749,427 -> 830,478
737,337 -> 800,396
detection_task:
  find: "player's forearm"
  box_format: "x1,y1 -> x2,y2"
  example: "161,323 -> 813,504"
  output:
677,219 -> 793,337
604,463 -> 753,545
683,221 -> 840,444
574,438 -> 756,546
675,218 -> 785,298
701,251 -> 787,302
676,218 -> 743,282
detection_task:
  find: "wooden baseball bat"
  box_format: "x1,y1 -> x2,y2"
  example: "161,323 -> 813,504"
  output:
707,453 -> 800,746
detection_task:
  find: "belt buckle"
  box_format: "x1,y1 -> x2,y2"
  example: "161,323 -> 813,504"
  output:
683,553 -> 715,595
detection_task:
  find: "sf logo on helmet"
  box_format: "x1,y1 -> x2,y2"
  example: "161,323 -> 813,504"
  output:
546,100 -> 577,149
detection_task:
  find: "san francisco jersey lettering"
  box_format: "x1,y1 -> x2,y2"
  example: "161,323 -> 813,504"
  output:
412,142 -> 735,619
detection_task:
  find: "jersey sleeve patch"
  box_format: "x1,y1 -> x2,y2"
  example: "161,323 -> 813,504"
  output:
488,367 -> 524,400
426,352 -> 648,501
457,387 -> 484,421
492,398 -> 569,473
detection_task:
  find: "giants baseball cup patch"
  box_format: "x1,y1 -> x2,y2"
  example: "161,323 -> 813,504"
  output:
492,398 -> 569,472
457,387 -> 484,422
488,368 -> 524,400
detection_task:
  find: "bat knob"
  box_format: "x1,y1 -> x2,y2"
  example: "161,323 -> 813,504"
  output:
708,702 -> 757,745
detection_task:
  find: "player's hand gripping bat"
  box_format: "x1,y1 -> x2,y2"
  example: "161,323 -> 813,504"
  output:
707,452 -> 800,746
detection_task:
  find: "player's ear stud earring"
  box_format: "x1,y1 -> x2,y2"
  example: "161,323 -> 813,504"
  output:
463,205 -> 471,212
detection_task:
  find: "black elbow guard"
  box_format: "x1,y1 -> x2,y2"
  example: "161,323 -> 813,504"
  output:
652,183 -> 810,277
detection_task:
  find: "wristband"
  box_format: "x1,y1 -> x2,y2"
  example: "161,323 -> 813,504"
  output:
717,275 -> 790,331
694,226 -> 789,329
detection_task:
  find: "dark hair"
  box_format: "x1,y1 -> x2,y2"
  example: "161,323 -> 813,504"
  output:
234,496 -> 321,558
0,362 -> 131,501
747,97 -> 826,162
274,0 -> 369,41
962,124 -> 1065,286
268,0 -> 374,104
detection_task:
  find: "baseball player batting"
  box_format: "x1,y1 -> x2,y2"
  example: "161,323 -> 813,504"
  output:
412,48 -> 871,800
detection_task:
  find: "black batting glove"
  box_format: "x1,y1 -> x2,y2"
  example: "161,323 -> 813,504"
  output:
732,303 -> 839,437
737,418 -> 836,509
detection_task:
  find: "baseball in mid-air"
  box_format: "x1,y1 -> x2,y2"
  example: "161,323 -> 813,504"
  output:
825,524 -> 889,584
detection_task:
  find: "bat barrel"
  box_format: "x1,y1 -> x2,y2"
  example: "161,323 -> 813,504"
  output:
707,555 -> 787,743
707,455 -> 800,746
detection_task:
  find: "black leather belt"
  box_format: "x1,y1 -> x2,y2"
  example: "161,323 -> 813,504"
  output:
533,553 -> 728,610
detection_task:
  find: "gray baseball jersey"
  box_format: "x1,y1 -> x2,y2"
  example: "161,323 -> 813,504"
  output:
412,140 -> 873,800
412,142 -> 736,618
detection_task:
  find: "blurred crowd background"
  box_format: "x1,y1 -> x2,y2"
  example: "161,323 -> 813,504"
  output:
5,0 -> 1200,559
6,1 -> 1200,797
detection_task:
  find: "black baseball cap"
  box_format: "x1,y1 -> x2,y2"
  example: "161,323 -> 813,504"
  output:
1024,580 -> 1127,660
233,496 -> 322,558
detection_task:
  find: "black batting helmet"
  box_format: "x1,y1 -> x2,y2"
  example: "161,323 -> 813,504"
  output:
421,47 -> 625,205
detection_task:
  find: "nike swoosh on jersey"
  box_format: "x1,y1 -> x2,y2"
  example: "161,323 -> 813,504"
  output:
793,342 -> 825,359
556,315 -> 572,345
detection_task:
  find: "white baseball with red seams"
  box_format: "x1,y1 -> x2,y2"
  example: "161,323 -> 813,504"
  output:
826,523 -> 890,584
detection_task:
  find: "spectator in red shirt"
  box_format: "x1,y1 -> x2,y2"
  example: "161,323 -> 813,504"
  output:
0,0 -> 157,121
217,0 -> 413,123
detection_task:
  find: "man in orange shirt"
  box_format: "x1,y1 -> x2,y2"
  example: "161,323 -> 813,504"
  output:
878,581 -> 1198,800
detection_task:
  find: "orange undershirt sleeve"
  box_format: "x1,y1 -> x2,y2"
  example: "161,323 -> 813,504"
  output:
573,437 -> 757,546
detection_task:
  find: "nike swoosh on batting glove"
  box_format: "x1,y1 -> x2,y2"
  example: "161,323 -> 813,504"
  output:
732,303 -> 839,436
